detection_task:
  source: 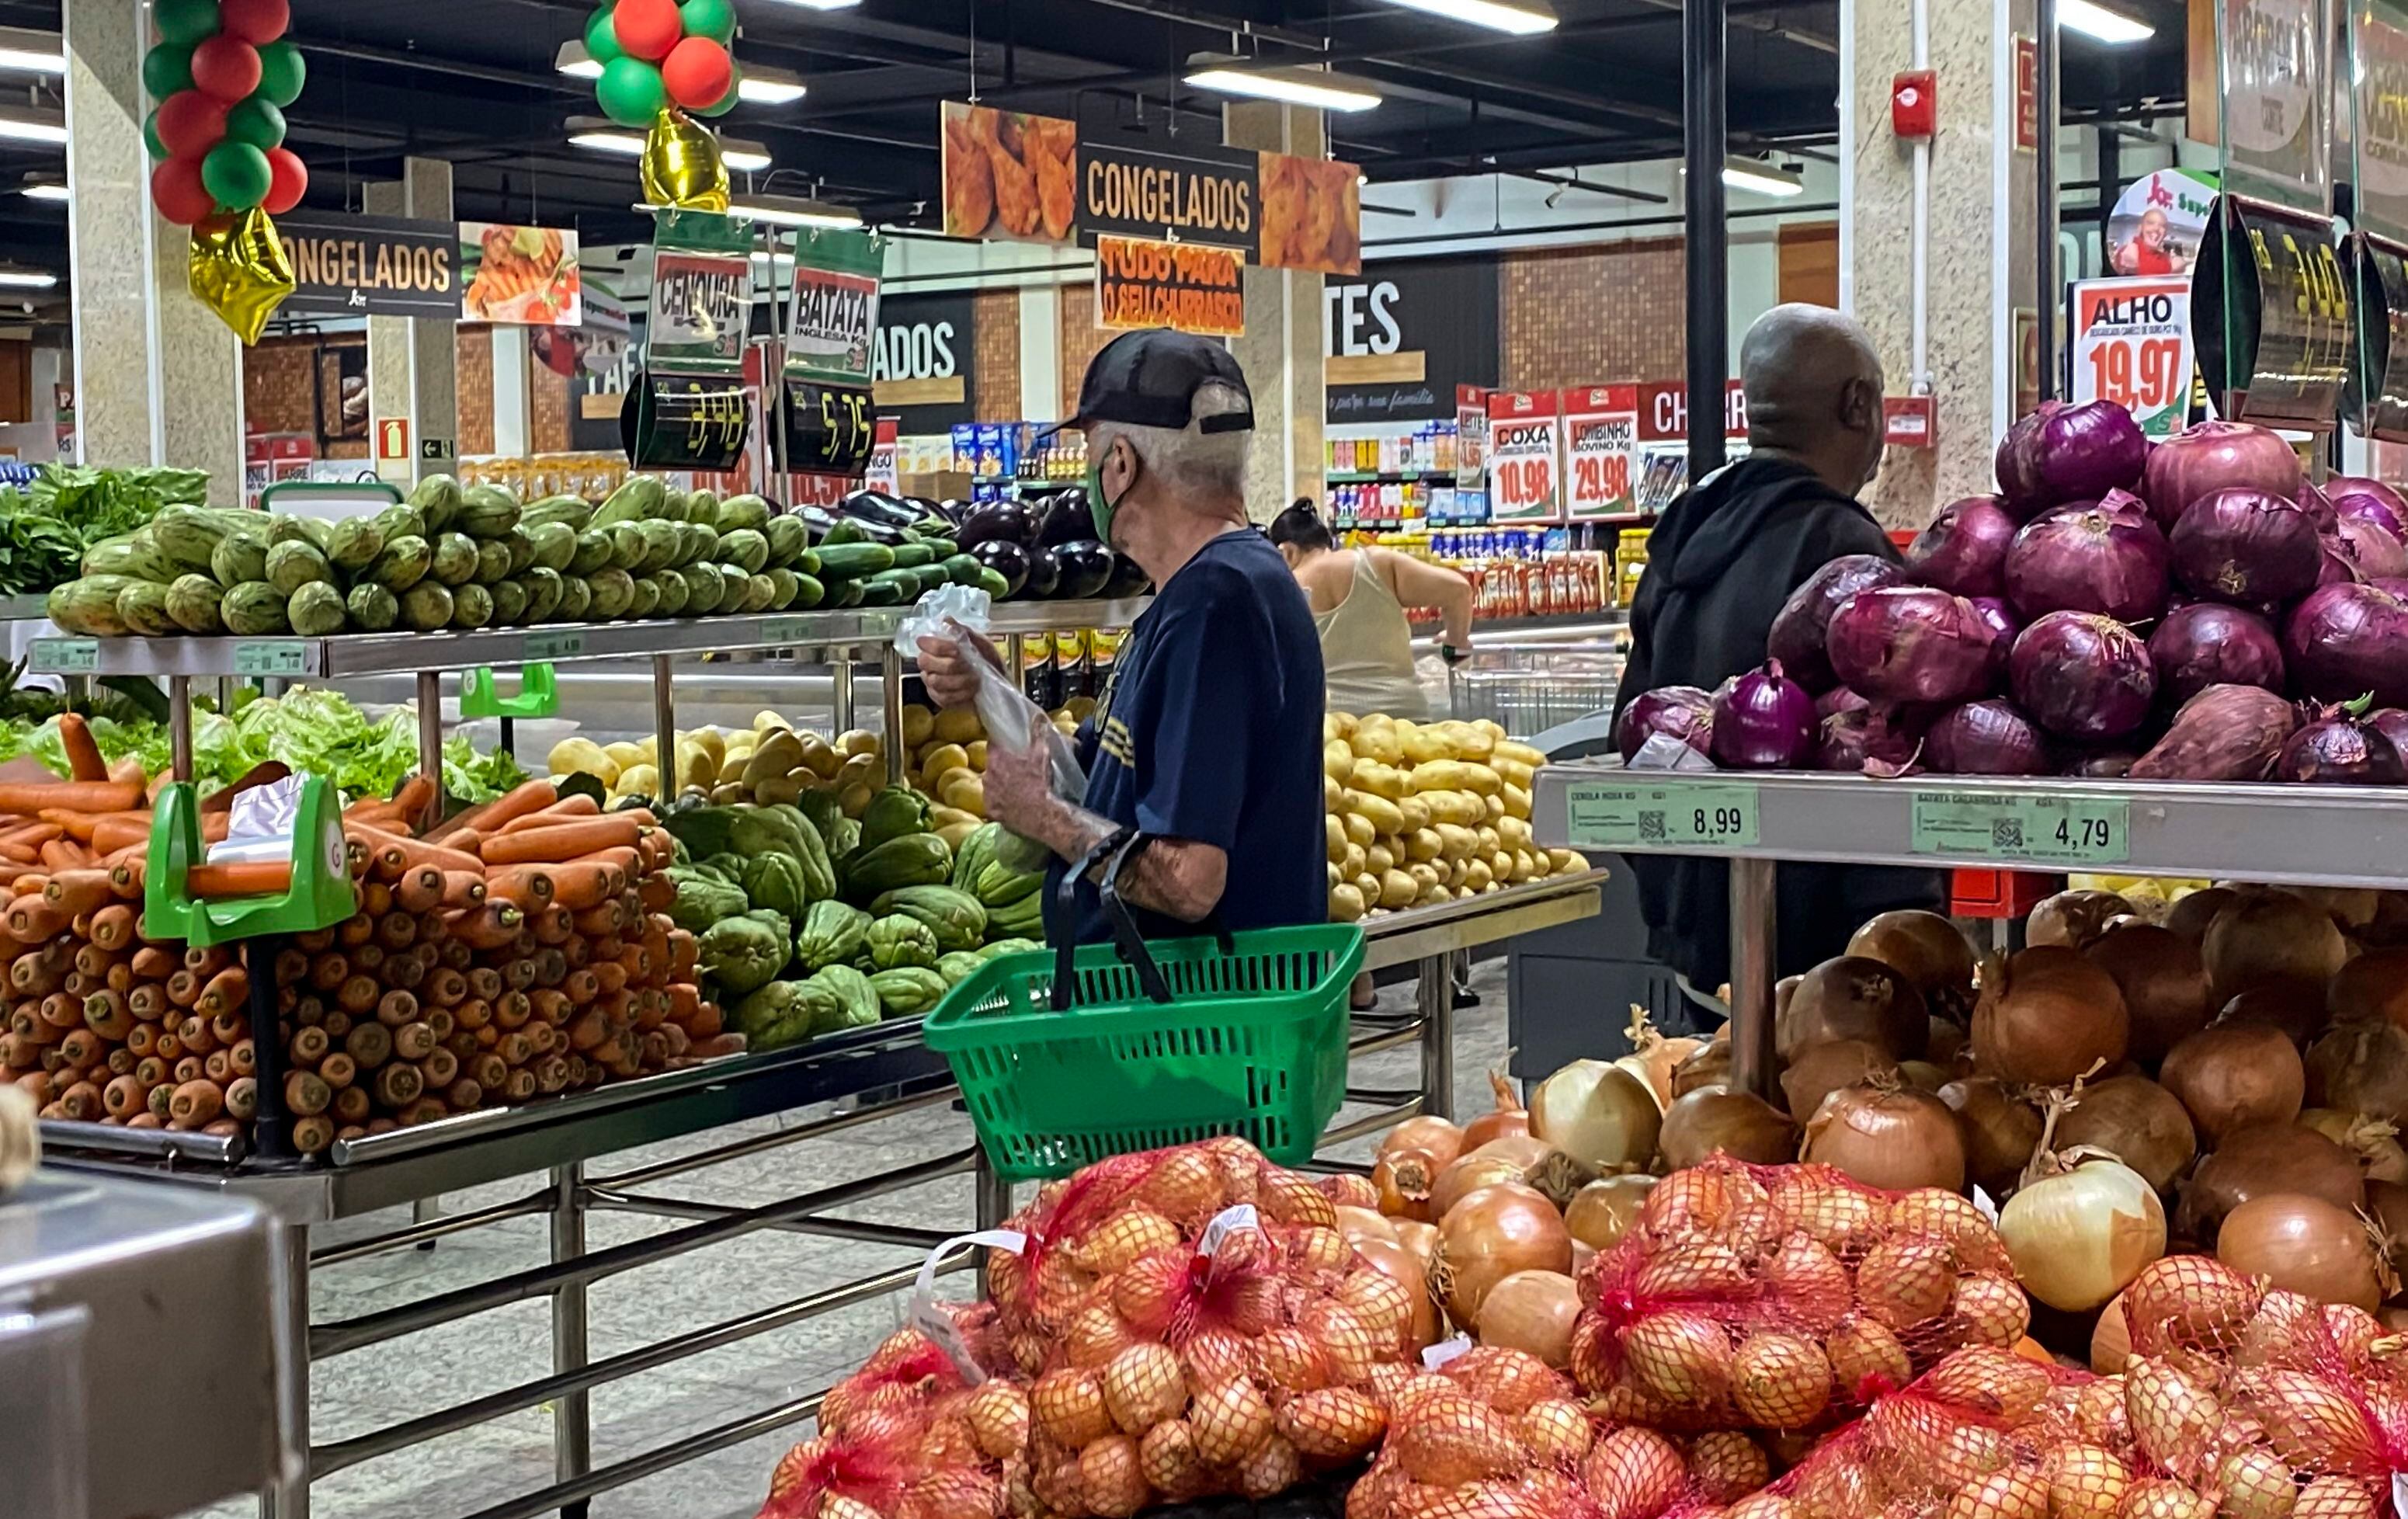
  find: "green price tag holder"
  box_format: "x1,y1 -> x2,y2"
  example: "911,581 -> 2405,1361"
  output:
29,637 -> 99,674
460,663 -> 560,719
1562,780 -> 1761,851
1909,791 -> 2131,867
233,640 -> 308,678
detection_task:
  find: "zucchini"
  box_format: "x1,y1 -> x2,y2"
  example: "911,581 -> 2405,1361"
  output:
917,537 -> 960,559
857,575 -> 909,607
788,573 -> 825,610
974,568 -> 1011,600
941,554 -> 984,587
814,543 -> 898,579
832,579 -> 866,608
910,563 -> 954,596
888,542 -> 936,570
821,518 -> 865,547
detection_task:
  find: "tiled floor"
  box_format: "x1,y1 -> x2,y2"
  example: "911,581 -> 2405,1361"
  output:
189,961 -> 1516,1519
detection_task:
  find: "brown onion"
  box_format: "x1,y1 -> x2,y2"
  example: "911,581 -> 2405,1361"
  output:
1373,1146 -> 1445,1222
1659,1085 -> 1798,1170
1353,1236 -> 1441,1351
2086,924 -> 2213,1065
2028,889 -> 2133,950
1801,1079 -> 1968,1192
1940,1076 -> 2045,1193
1527,1060 -> 1659,1171
1431,1135 -> 1555,1220
1972,946 -> 2130,1085
2292,886 -> 2381,930
2215,985 -> 2328,1047
2166,887 -> 2240,945
1392,1219 -> 1438,1271
1461,1072 -> 1531,1152
1616,1012 -> 1703,1111
1336,1204 -> 1400,1246
1899,1060 -> 1951,1091
2329,946 -> 2408,1031
1671,1033 -> 1732,1098
2092,1291 -> 2131,1373
1779,1038 -> 1899,1123
2299,1109 -> 2408,1184
1563,1175 -> 1657,1251
2304,1019 -> 2408,1124
1378,1115 -> 1468,1173
1928,1018 -> 1969,1069
2055,1075 -> 2198,1194
1475,1270 -> 1581,1368
1778,955 -> 1928,1062
2205,891 -> 2348,1003
2180,1121 -> 2365,1241
2368,1180 -> 2408,1281
1848,909 -> 1979,1020
2160,1021 -> 2305,1142
2216,1193 -> 2386,1310
1432,1182 -> 1572,1325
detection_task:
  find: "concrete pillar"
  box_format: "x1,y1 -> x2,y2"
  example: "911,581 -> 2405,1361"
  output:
1223,102 -> 1326,524
364,158 -> 458,484
1018,283 -> 1062,425
492,327 -> 533,458
1841,0 -> 2039,527
63,0 -> 242,488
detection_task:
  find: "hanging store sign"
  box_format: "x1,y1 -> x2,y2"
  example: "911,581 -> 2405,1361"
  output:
2191,194 -> 2351,429
1094,235 -> 1246,337
2069,275 -> 2194,436
1260,152 -> 1361,276
627,210 -> 754,471
1079,136 -> 1258,252
1325,256 -> 1501,424
280,213 -> 460,319
1487,391 -> 1562,522
1562,385 -> 1639,520
2107,169 -> 2216,277
460,223 -> 582,326
872,292 -> 977,433
2347,232 -> 2408,441
941,102 -> 1078,245
784,228 -> 884,388
2215,0 -> 2331,214
1634,380 -> 1750,443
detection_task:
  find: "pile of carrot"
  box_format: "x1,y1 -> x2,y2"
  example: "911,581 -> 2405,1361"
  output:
0,720 -> 733,1156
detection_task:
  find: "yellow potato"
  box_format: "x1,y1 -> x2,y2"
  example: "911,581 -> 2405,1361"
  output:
1365,843 -> 1395,877
1325,773 -> 1343,811
617,762 -> 659,798
753,774 -> 806,805
1419,881 -> 1452,907
1325,741 -> 1356,782
938,768 -> 985,813
603,739 -> 646,770
1329,884 -> 1367,923
1510,849 -> 1541,884
968,740 -> 989,773
932,707 -> 984,746
1437,721 -> 1494,761
1350,760 -> 1407,801
839,780 -> 876,818
1490,849 -> 1514,879
1434,823 -> 1479,861
1494,740 -> 1548,769
1353,871 -> 1382,903
1406,862 -> 1441,890
1476,825 -> 1502,853
797,733 -> 842,779
1502,782 -> 1533,821
1447,859 -> 1470,889
1497,816 -> 1531,849
1492,757 -> 1536,791
1397,795 -> 1432,832
1350,721 -> 1402,766
752,710 -> 791,734
1328,711 -> 1359,739
1350,791 -> 1406,837
1464,859 -> 1494,892
838,728 -> 881,757
1378,869 -> 1419,909
1404,828 -> 1444,864
919,742 -> 972,786
1343,812 -> 1377,850
1483,793 -> 1506,823
1326,815 -> 1349,862
549,735 -> 617,786
1549,849 -> 1588,874
1401,725 -> 1456,766
900,704 -> 936,749
1340,843 -> 1368,879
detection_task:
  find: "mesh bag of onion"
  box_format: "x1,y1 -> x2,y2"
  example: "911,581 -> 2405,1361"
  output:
1569,1159 -> 2021,1437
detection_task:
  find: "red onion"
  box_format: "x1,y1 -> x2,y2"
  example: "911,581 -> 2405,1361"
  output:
2146,603 -> 2285,706
1615,686 -> 1714,764
2009,611 -> 2156,740
1906,495 -> 2018,596
1818,700 -> 1924,774
2273,700 -> 2408,784
1826,586 -> 1998,705
1927,699 -> 2052,774
2003,496 -> 2173,624
2283,582 -> 2408,708
2065,751 -> 2139,777
1995,400 -> 2149,519
2325,475 -> 2408,534
1767,554 -> 1909,692
2129,685 -> 2299,781
2374,707 -> 2408,760
1709,659 -> 1816,769
2170,488 -> 2325,604
2141,420 -> 2305,528
2336,516 -> 2408,580
1968,596 -> 2020,676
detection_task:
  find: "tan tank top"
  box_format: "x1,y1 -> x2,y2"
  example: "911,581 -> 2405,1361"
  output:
1314,551 -> 1430,720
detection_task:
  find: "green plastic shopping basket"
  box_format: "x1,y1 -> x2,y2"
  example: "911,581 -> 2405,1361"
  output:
923,832 -> 1364,1179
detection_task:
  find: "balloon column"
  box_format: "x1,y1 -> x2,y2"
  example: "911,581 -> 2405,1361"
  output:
144,0 -> 306,342
587,0 -> 742,212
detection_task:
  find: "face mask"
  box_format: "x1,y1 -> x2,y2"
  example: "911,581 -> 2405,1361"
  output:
1086,446 -> 1132,544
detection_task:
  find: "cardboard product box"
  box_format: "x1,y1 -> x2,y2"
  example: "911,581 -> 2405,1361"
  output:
900,469 -> 975,501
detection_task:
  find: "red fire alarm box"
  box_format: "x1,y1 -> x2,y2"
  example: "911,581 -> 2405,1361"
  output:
1892,70 -> 1937,137
1882,395 -> 1937,447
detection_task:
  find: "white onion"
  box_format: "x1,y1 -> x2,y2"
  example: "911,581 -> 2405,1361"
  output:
1527,1058 -> 1662,1171
2000,1154 -> 2166,1312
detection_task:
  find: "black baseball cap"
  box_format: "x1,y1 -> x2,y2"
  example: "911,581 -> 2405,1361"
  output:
1045,328 -> 1255,442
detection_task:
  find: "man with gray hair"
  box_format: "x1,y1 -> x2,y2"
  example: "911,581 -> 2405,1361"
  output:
918,328 -> 1326,945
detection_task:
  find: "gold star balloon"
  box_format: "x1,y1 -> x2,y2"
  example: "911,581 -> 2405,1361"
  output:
189,207 -> 296,345
642,107 -> 729,213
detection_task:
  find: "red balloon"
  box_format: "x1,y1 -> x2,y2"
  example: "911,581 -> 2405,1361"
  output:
152,155 -> 215,225
155,90 -> 230,159
189,36 -> 262,103
217,0 -> 290,45
611,0 -> 682,63
263,146 -> 307,214
661,37 -> 732,112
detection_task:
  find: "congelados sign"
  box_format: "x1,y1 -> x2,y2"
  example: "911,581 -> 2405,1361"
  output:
1094,235 -> 1246,338
1079,141 -> 1257,251
280,212 -> 460,319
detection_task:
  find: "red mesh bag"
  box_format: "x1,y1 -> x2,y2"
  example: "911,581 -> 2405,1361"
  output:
1569,1159 -> 2019,1438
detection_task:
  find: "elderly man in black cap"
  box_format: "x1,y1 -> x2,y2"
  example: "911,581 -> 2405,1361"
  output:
917,328 -> 1327,946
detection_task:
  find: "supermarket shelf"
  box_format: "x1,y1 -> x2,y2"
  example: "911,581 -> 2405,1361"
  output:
1327,470 -> 1457,484
1529,764 -> 2408,889
1360,868 -> 1606,972
0,593 -> 50,623
22,598 -> 1153,680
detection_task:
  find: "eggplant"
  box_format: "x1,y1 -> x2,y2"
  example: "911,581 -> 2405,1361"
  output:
970,539 -> 1030,596
1052,540 -> 1114,600
800,503 -> 905,546
1023,545 -> 1062,599
957,501 -> 1038,552
933,498 -> 974,524
1102,551 -> 1152,600
839,490 -> 923,530
1034,487 -> 1096,549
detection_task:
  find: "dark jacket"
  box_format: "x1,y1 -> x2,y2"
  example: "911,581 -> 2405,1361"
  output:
1612,454 -> 1947,989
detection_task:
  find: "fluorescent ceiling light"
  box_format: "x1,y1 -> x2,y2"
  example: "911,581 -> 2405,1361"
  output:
556,42 -> 806,103
759,0 -> 859,9
723,140 -> 772,172
0,269 -> 59,290
569,116 -> 770,172
1378,0 -> 1555,34
18,178 -> 64,202
2058,0 -> 2154,43
1183,59 -> 1382,113
555,42 -> 603,81
734,194 -> 862,228
0,106 -> 66,146
0,27 -> 62,75
1722,158 -> 1804,196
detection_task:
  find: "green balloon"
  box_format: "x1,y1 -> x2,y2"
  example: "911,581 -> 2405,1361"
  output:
697,65 -> 740,117
585,5 -> 625,64
255,40 -> 305,109
201,140 -> 271,210
154,0 -> 220,47
224,96 -> 285,151
143,107 -> 167,162
596,56 -> 664,128
142,43 -> 194,100
680,0 -> 737,44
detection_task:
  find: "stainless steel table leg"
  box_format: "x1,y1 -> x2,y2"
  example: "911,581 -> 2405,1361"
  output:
974,1151 -> 1012,1298
831,658 -> 856,734
551,1162 -> 592,1519
266,1222 -> 311,1519
652,655 -> 677,794
170,676 -> 193,782
1417,951 -> 1455,1121
881,646 -> 906,786
1727,857 -> 1778,1098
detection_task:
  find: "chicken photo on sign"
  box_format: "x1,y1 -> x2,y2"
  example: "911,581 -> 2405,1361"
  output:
460,222 -> 582,325
941,101 -> 1076,245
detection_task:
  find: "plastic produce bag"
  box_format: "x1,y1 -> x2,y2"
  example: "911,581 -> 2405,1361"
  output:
896,586 -> 1085,876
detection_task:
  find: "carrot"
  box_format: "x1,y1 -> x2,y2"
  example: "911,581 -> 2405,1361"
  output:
41,808 -> 116,846
332,1086 -> 370,1125
107,756 -> 146,789
38,839 -> 90,871
438,871 -> 486,909
186,860 -> 291,899
0,781 -> 145,815
394,866 -> 443,916
479,816 -> 644,867
390,773 -> 437,822
56,714 -> 106,785
685,1034 -> 746,1060
41,869 -> 110,919
349,822 -> 483,876
431,778 -> 557,848
291,1114 -> 335,1154
5,899 -> 64,944
168,1078 -> 223,1127
496,794 -> 601,834
571,901 -> 625,937
452,903 -> 525,951
484,866 -> 555,912
196,968 -> 248,1019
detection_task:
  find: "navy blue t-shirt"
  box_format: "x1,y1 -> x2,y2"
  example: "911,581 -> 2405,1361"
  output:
1042,529 -> 1328,945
